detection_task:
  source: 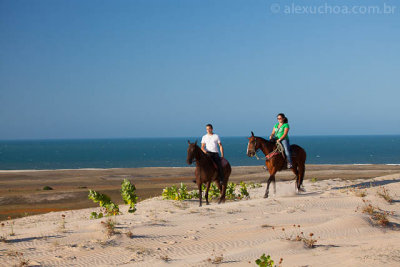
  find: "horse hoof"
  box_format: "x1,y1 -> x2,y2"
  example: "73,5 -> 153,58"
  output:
263,195 -> 269,199
206,203 -> 210,205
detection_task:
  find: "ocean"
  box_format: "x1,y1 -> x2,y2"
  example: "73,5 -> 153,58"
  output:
0,135 -> 399,170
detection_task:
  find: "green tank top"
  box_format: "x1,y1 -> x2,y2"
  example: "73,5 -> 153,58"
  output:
274,123 -> 290,141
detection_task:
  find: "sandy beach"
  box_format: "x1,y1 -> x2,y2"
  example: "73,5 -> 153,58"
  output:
1,164 -> 400,220
0,165 -> 400,266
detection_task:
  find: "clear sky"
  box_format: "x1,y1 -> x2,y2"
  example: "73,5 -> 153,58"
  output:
1,0 -> 399,140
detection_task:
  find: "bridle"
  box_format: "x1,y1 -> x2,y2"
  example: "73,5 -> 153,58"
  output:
247,138 -> 260,159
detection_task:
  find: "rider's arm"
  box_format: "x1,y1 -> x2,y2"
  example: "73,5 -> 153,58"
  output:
219,143 -> 224,158
201,143 -> 207,154
270,128 -> 275,140
278,128 -> 289,141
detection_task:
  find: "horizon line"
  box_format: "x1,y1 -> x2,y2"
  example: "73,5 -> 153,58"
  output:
1,134 -> 400,142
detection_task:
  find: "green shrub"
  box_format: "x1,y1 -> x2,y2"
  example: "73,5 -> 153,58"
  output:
90,212 -> 103,219
162,185 -> 179,200
255,254 -> 282,267
121,179 -> 138,213
162,183 -> 194,200
239,181 -> 250,199
162,182 -> 256,201
88,190 -> 120,216
178,183 -> 190,200
226,182 -> 237,200
249,182 -> 262,189
43,186 -> 53,190
209,182 -> 221,200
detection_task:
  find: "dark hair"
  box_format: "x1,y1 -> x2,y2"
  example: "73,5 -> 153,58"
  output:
206,124 -> 213,129
277,113 -> 288,123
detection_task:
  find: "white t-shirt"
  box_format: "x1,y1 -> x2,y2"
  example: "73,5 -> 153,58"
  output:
201,134 -> 221,153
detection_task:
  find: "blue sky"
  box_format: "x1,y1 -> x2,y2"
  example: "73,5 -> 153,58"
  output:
1,0 -> 399,139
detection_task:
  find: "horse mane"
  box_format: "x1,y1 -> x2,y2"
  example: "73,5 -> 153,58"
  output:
255,136 -> 275,153
192,143 -> 207,160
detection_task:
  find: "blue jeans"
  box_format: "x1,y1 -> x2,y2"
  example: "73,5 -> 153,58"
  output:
280,139 -> 292,165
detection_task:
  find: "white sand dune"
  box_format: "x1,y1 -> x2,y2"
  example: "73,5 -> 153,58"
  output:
1,174 -> 400,266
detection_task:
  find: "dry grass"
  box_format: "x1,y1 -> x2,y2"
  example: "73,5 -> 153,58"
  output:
353,189 -> 367,197
126,246 -> 154,262
125,230 -> 134,238
7,216 -> 15,236
0,235 -> 7,243
207,249 -> 224,264
159,254 -> 172,262
7,251 -> 30,267
372,212 -> 389,226
101,218 -> 118,237
272,224 -> 319,248
377,187 -> 393,203
59,214 -> 66,233
360,200 -> 391,227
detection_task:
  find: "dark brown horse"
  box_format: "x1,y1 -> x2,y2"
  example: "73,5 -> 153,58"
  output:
246,132 -> 306,198
187,141 -> 232,206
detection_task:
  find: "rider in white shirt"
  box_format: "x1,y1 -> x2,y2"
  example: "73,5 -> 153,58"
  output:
201,124 -> 224,183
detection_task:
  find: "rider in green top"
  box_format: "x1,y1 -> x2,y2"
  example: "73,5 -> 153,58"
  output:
273,122 -> 290,142
269,113 -> 293,168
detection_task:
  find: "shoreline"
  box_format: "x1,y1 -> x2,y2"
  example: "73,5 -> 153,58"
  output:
1,163 -> 400,172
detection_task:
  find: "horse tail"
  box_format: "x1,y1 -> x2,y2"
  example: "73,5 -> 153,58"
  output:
291,145 -> 306,187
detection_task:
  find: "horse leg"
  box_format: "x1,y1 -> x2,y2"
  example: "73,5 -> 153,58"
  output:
291,165 -> 300,193
264,175 -> 275,198
205,181 -> 211,205
273,176 -> 276,196
198,182 -> 202,207
298,164 -> 306,190
218,183 -> 226,204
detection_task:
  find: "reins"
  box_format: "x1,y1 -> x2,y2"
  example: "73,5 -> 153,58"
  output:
251,138 -> 284,160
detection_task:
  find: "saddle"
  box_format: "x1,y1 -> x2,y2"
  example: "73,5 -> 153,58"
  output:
266,142 -> 295,162
210,157 -> 228,170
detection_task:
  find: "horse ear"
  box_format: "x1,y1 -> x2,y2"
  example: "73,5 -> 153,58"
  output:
187,140 -> 191,144
251,131 -> 254,137
194,140 -> 197,146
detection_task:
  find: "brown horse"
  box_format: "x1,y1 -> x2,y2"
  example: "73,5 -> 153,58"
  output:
187,141 -> 232,206
246,132 -> 306,198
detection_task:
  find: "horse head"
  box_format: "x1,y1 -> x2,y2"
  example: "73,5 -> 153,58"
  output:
247,131 -> 259,157
186,140 -> 198,165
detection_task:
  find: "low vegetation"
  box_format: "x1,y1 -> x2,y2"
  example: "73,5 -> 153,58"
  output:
238,181 -> 250,199
377,186 -> 393,203
207,249 -> 224,264
272,224 -> 318,248
359,199 -> 391,226
162,181 -> 255,201
2,216 -> 16,237
43,185 -> 53,190
255,253 -> 282,267
0,222 -> 6,242
88,178 -> 138,218
59,214 -> 66,232
121,179 -> 138,213
101,218 -> 118,237
350,188 -> 367,197
88,190 -> 120,216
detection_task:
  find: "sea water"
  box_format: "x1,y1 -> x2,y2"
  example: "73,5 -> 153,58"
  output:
0,135 -> 399,170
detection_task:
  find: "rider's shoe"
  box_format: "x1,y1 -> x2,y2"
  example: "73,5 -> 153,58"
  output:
287,163 -> 293,169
